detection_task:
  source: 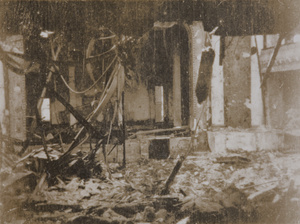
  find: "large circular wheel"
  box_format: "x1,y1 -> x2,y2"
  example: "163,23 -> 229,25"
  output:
84,29 -> 118,96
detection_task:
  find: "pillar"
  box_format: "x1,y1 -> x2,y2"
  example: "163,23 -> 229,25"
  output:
251,35 -> 264,127
173,47 -> 182,127
184,22 -> 206,131
211,35 -> 225,126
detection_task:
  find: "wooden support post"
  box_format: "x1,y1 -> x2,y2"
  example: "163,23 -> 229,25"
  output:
262,33 -> 285,85
261,34 -> 285,127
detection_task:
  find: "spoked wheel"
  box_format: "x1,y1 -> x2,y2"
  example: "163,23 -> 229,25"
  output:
57,27 -> 124,160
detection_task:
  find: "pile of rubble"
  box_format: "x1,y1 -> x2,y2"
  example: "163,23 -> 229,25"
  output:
1,147 -> 300,223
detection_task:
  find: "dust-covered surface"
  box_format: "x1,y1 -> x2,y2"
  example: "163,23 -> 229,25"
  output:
1,148 -> 300,224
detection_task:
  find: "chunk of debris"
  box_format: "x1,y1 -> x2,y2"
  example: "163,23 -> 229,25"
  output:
214,154 -> 251,164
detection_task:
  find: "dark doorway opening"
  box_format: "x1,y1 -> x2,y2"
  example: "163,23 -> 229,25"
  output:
146,24 -> 190,127
149,139 -> 170,159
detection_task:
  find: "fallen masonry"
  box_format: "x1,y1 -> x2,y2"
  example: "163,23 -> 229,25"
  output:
1,147 -> 300,224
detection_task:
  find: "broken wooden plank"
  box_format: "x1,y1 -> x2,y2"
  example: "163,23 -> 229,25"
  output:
128,126 -> 189,139
160,155 -> 185,195
214,155 -> 251,164
247,184 -> 278,202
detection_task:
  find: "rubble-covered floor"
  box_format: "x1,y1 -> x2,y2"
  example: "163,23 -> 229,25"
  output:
1,148 -> 300,224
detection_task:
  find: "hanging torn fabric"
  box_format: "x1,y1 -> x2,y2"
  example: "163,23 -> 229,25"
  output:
195,47 -> 215,104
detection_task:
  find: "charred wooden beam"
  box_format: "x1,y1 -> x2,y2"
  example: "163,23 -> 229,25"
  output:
160,155 -> 185,195
261,33 -> 285,86
48,86 -> 102,138
122,91 -> 126,167
261,33 -> 285,126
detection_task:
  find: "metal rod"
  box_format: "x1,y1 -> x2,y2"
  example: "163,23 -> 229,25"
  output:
254,36 -> 266,126
122,91 -> 126,167
0,124 -> 3,168
220,35 -> 225,65
35,108 -> 51,162
107,143 -> 118,156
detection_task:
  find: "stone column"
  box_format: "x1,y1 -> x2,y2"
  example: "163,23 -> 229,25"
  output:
184,22 -> 206,131
251,35 -> 264,127
172,47 -> 182,127
211,35 -> 225,126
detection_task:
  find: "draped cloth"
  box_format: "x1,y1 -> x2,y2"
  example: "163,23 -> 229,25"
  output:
195,47 -> 215,104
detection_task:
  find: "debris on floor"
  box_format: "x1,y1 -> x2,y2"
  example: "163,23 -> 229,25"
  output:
1,148 -> 300,223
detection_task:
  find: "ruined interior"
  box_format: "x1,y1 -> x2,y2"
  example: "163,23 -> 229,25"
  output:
1,0 -> 300,223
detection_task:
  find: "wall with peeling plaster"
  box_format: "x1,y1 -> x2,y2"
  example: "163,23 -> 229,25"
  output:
223,36 -> 251,128
260,35 -> 300,132
267,70 -> 300,130
124,83 -> 155,122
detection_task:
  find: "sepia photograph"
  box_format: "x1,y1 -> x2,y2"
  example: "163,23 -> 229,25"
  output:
0,0 -> 300,223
